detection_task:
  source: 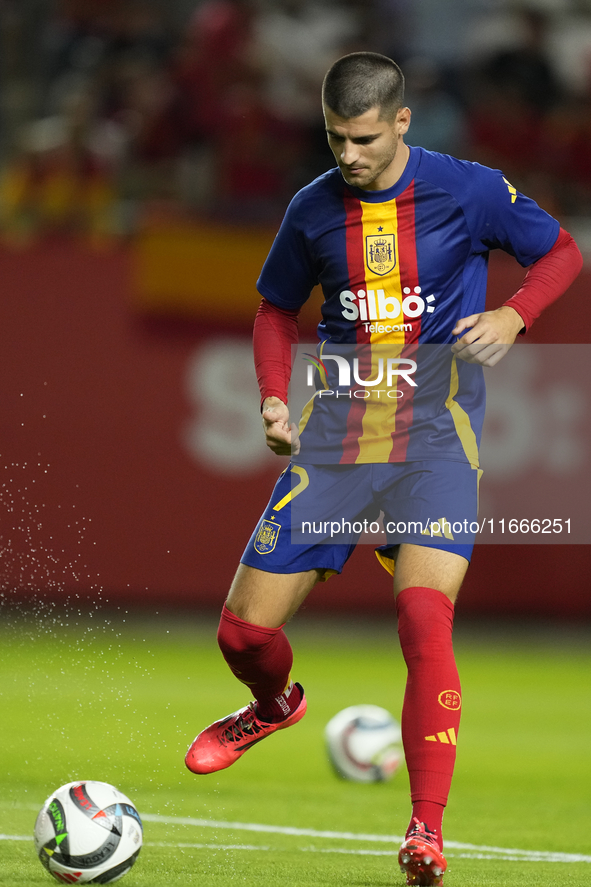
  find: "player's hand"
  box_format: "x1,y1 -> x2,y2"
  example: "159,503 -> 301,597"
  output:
451,306 -> 525,366
262,397 -> 300,456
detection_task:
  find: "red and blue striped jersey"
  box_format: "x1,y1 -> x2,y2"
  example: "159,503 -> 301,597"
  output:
257,146 -> 559,464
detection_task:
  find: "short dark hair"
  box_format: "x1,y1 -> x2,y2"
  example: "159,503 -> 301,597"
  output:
322,52 -> 405,120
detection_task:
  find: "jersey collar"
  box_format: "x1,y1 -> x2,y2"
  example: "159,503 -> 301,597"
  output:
342,145 -> 421,202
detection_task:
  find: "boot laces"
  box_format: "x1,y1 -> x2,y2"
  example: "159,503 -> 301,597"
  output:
409,818 -> 440,849
222,705 -> 263,744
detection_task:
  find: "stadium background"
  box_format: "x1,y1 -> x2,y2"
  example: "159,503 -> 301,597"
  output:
0,0 -> 589,620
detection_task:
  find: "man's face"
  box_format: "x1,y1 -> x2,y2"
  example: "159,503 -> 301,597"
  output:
323,104 -> 411,191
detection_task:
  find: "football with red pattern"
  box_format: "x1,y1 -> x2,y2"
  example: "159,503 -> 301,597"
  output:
325,705 -> 404,783
34,781 -> 142,884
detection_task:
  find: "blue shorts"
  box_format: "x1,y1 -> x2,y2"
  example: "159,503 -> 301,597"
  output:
240,460 -> 481,579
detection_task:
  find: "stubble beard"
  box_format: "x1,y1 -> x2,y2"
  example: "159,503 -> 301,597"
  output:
341,142 -> 399,190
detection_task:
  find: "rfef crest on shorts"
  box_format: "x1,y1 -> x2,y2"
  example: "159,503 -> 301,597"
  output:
366,234 -> 396,275
254,519 -> 281,554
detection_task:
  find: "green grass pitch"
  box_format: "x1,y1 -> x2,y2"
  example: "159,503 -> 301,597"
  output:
1,602 -> 590,886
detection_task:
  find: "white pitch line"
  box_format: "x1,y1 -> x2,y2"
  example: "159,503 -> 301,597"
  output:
0,835 -> 591,863
307,847 -> 591,864
0,835 -> 267,853
151,841 -> 268,852
140,813 -> 404,844
449,851 -> 591,864
140,814 -> 591,864
3,834 -> 590,865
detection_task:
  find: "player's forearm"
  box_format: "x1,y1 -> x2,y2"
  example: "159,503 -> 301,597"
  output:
503,227 -> 583,331
253,298 -> 300,408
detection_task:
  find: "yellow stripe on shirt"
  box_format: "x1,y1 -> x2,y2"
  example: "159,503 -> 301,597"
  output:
356,199 -> 405,462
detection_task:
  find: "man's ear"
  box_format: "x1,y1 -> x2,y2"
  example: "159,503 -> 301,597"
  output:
397,106 -> 411,135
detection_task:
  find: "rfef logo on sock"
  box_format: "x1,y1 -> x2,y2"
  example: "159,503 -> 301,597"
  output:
438,690 -> 461,711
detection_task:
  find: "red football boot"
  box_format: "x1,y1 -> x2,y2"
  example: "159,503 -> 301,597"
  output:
185,684 -> 307,774
398,818 -> 447,886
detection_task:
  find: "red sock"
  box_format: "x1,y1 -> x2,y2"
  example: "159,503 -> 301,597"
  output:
407,801 -> 445,847
217,604 -> 302,722
396,587 -> 461,849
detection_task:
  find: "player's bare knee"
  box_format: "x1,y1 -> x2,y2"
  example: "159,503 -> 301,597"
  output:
224,564 -> 319,627
392,544 -> 468,603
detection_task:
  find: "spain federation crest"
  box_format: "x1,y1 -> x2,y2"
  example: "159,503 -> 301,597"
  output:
366,234 -> 396,275
254,519 -> 281,554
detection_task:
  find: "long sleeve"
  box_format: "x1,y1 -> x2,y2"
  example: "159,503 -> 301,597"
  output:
503,228 -> 583,330
253,298 -> 300,407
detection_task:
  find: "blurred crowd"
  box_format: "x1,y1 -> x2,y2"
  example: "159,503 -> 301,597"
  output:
2,0 -> 591,244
